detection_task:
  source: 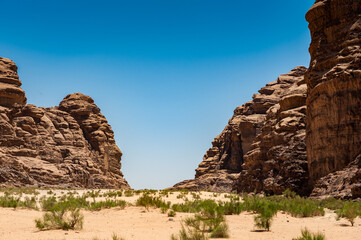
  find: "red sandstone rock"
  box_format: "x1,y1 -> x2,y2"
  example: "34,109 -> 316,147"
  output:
305,0 -> 361,198
171,67 -> 308,193
0,59 -> 129,189
0,58 -> 26,108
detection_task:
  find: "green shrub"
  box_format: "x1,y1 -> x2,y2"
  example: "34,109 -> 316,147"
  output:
292,228 -> 325,240
111,233 -> 126,240
278,197 -> 324,218
283,189 -> 297,199
319,198 -> 344,210
136,194 -> 170,210
209,223 -> 229,238
168,210 -> 176,217
89,199 -> 126,211
170,224 -> 208,240
124,190 -> 134,197
220,200 -> 242,215
185,201 -> 229,237
253,201 -> 278,231
35,204 -> 83,231
336,201 -> 360,226
0,195 -> 38,209
104,190 -> 123,198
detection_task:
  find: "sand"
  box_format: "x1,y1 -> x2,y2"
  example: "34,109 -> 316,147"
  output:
0,190 -> 360,240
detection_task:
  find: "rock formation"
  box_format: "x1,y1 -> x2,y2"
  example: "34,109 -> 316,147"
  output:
173,0 -> 361,199
171,67 -> 309,193
305,0 -> 361,198
0,58 -> 26,108
237,67 -> 309,195
0,57 -> 130,189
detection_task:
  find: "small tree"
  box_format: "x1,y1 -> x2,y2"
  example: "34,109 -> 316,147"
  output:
254,201 -> 278,231
336,201 -> 359,226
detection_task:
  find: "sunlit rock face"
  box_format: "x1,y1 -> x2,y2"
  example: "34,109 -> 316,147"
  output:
305,0 -> 361,198
0,57 -> 26,108
0,58 -> 130,189
171,67 -> 309,194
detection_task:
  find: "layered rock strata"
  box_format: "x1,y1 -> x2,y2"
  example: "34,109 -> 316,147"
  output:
0,58 -> 26,108
0,57 -> 130,188
171,67 -> 308,193
237,68 -> 309,195
305,0 -> 361,198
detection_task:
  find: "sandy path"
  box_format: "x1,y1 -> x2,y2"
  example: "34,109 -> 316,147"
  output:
1,206 -> 360,240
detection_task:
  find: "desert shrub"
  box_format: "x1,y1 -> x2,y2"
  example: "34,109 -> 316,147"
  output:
0,195 -> 22,208
172,199 -> 220,214
220,200 -> 242,215
40,194 -> 126,212
241,194 -> 270,213
168,210 -> 176,217
104,190 -> 123,198
40,196 -> 59,211
89,199 -> 126,211
1,187 -> 40,196
86,190 -> 102,199
319,198 -> 344,210
0,195 -> 38,209
182,200 -> 229,238
124,190 -> 134,197
292,228 -> 325,240
170,224 -> 208,240
278,196 -> 324,217
35,203 -> 83,231
283,189 -> 297,199
111,233 -> 126,240
253,201 -> 278,231
209,222 -> 229,238
335,201 -> 360,226
136,194 -> 170,210
19,196 -> 38,209
191,193 -> 201,200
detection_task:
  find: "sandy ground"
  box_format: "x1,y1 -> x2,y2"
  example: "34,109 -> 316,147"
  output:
0,190 -> 360,240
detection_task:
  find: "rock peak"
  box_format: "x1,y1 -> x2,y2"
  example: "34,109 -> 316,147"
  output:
0,58 -> 129,189
0,57 -> 26,107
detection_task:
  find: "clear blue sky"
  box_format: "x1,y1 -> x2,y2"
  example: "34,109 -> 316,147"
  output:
1,0 -> 314,189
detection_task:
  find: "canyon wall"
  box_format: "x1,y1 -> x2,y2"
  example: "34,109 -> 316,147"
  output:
173,0 -> 361,199
305,0 -> 361,198
0,57 -> 130,188
171,67 -> 309,194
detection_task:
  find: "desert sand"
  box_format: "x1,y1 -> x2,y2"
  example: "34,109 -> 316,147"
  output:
0,190 -> 360,240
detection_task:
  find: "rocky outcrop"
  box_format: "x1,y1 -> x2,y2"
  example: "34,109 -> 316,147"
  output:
305,0 -> 361,198
0,58 -> 130,189
171,67 -> 308,193
0,58 -> 26,108
237,68 -> 309,195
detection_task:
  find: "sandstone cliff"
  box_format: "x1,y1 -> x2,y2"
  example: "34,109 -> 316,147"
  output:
171,67 -> 308,194
173,0 -> 361,199
0,57 -> 130,189
305,0 -> 361,198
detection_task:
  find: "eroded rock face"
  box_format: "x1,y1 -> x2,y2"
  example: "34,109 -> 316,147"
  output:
171,67 -> 308,193
0,58 -> 26,108
305,0 -> 361,198
237,67 -> 309,195
0,59 -> 130,189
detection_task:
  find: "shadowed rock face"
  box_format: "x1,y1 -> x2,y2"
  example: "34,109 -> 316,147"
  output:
0,58 -> 26,108
171,67 -> 308,193
305,0 -> 361,198
0,59 -> 130,189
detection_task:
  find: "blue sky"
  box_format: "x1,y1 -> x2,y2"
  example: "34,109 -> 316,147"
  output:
1,0 -> 314,189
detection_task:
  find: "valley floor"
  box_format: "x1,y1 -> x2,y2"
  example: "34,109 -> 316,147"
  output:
0,190 -> 360,240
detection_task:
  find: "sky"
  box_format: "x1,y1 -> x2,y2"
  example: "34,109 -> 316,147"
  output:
1,0 -> 315,189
